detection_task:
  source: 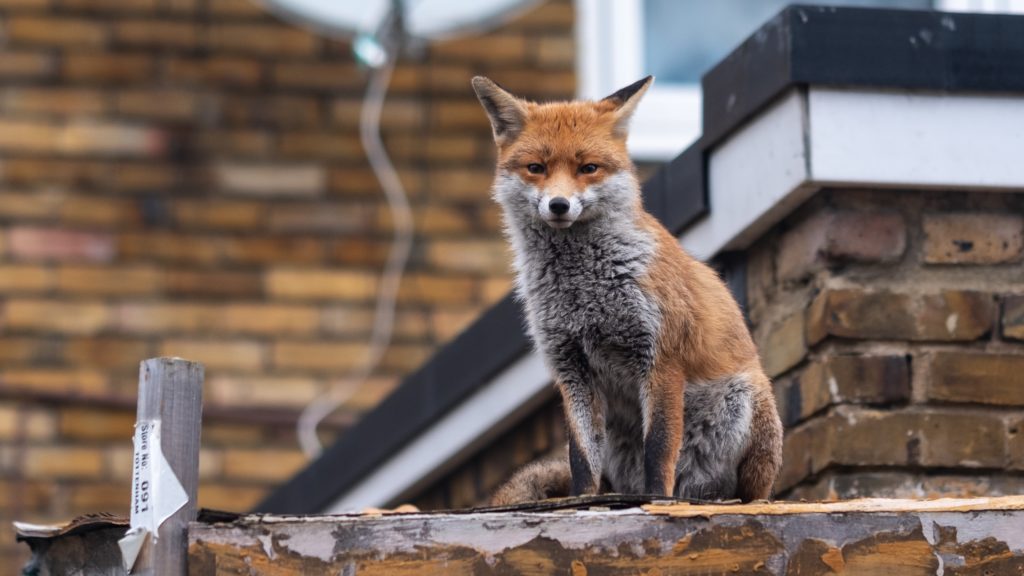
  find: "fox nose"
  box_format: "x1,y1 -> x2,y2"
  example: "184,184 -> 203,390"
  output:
549,197 -> 570,216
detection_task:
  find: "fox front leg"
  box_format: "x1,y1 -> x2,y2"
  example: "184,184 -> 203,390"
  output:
642,366 -> 685,496
557,378 -> 607,496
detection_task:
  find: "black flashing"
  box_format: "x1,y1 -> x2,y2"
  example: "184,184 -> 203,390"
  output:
259,6 -> 1024,513
702,5 -> 1024,148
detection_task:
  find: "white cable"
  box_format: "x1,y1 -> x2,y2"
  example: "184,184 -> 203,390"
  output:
297,25 -> 414,458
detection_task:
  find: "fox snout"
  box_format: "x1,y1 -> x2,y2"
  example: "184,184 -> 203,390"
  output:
538,193 -> 583,229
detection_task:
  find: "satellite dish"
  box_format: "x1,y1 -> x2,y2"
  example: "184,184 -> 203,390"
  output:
261,0 -> 540,46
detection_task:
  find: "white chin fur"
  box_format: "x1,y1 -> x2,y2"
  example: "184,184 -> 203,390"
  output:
544,218 -> 575,229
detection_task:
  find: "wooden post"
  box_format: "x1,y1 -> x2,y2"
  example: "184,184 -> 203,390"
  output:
128,357 -> 203,575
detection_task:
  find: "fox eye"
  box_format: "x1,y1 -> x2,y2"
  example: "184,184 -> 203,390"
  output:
579,163 -> 599,175
526,163 -> 546,175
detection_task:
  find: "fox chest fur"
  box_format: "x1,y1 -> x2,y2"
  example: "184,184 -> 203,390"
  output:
508,210 -> 672,493
513,216 -> 659,389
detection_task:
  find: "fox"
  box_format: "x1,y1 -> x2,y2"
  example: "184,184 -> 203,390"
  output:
472,75 -> 783,505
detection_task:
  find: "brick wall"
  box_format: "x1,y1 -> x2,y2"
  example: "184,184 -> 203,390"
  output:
0,0 -> 575,569
750,189 -> 1024,500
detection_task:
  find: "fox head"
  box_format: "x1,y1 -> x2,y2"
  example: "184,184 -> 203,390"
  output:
472,76 -> 653,229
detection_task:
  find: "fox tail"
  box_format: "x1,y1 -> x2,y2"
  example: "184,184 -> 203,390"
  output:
490,455 -> 572,506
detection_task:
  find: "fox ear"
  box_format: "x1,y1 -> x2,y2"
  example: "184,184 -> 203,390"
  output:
472,76 -> 528,146
601,75 -> 654,137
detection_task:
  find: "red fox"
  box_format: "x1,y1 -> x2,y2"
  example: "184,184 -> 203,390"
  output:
472,76 -> 783,504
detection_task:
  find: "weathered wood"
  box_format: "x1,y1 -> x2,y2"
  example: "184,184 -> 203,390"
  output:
17,515 -> 129,576
132,357 -> 204,575
188,496 -> 1024,575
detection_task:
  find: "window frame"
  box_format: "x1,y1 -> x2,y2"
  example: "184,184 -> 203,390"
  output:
575,0 -> 1024,161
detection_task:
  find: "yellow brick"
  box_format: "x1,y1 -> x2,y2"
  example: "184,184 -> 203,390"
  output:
0,337 -> 61,363
117,302 -> 319,335
271,62 -> 362,90
165,56 -> 261,87
199,448 -> 224,481
0,368 -> 108,395
202,422 -> 265,446
206,375 -> 322,409
209,0 -> 264,15
4,299 -> 111,334
209,24 -> 318,56
278,132 -> 363,160
425,239 -> 511,274
158,340 -> 266,372
431,308 -> 481,342
63,0 -> 157,10
118,232 -> 221,265
222,449 -> 308,482
57,265 -> 161,295
381,344 -> 432,373
215,162 -> 325,197
115,89 -> 199,120
6,17 -> 108,47
0,119 -> 164,157
165,270 -> 261,299
64,337 -> 151,370
342,376 -> 400,411
219,304 -> 320,335
0,0 -> 50,8
433,35 -> 528,62
196,129 -> 275,157
331,98 -> 423,129
1,88 -> 107,115
24,446 -> 104,479
117,302 -> 213,333
198,483 -> 267,511
63,53 -> 153,82
265,268 -> 378,301
481,277 -> 513,305
114,20 -> 199,49
221,236 -> 324,264
0,50 -> 54,79
427,167 -> 496,200
59,407 -> 135,441
59,196 -> 138,227
0,264 -> 54,293
535,35 -> 575,67
68,482 -> 130,516
273,341 -> 369,372
399,274 -> 478,305
0,403 -> 57,441
105,445 -> 134,481
173,199 -> 266,230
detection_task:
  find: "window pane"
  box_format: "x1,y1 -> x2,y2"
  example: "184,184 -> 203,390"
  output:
644,0 -> 935,85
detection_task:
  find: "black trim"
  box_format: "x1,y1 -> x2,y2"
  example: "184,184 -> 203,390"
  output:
259,6 -> 1024,513
702,5 -> 1024,148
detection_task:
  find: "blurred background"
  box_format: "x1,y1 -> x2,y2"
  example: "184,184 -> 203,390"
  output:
2,0 -> 1023,572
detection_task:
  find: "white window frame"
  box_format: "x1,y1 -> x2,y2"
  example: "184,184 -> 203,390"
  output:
575,0 -> 1024,162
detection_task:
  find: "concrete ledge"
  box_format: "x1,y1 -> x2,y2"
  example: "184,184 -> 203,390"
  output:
185,496 -> 1024,574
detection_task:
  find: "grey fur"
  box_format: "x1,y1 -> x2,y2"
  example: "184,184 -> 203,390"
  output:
494,169 -> 754,500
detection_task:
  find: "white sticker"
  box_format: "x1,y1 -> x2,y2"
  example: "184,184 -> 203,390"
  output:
118,420 -> 190,573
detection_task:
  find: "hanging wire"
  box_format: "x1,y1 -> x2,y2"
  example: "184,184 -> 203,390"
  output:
297,4 -> 415,458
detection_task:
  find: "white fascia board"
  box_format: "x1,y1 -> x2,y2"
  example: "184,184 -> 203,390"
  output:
681,89 -> 811,261
324,352 -> 552,512
326,87 -> 1024,511
808,88 -> 1024,190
